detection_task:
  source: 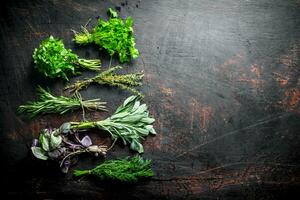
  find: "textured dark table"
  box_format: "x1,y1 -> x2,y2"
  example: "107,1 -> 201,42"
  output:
1,0 -> 300,199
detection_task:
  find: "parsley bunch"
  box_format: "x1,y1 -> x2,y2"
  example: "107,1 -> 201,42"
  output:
73,9 -> 139,63
18,86 -> 107,118
33,36 -> 101,80
73,156 -> 154,182
65,66 -> 144,96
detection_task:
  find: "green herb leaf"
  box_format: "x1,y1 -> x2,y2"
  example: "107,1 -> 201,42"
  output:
130,140 -> 144,153
39,130 -> 50,152
31,147 -> 48,160
107,8 -> 118,18
50,134 -> 62,150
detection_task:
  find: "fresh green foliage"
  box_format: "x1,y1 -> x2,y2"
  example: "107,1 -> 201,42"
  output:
65,66 -> 144,96
73,156 -> 154,182
95,95 -> 156,153
33,36 -> 101,80
18,86 -> 107,117
69,95 -> 156,153
73,9 -> 139,63
31,128 -> 63,160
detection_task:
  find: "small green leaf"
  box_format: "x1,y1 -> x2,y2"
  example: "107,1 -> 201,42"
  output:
141,117 -> 155,124
107,8 -> 118,18
39,131 -> 50,152
145,125 -> 156,134
31,147 -> 48,160
123,95 -> 137,107
50,133 -> 62,150
130,140 -> 144,153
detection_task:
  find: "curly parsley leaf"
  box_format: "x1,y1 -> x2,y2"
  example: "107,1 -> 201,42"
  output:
33,36 -> 101,80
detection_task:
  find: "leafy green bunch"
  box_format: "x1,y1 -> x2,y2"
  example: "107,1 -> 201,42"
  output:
33,36 -> 101,80
18,86 -> 107,118
65,66 -> 144,96
95,95 -> 156,153
73,155 -> 154,182
63,95 -> 156,153
31,128 -> 63,161
73,8 -> 139,63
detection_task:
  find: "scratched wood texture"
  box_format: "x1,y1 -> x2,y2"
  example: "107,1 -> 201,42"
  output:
1,0 -> 300,199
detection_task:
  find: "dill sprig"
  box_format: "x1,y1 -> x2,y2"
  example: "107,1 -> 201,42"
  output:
73,156 -> 154,182
65,66 -> 144,96
33,36 -> 101,80
73,8 -> 139,63
18,86 -> 107,118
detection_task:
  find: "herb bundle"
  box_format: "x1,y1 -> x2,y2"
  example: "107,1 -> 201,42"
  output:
73,9 -> 139,63
65,66 -> 144,96
31,96 -> 155,172
31,127 -> 108,173
70,95 -> 156,153
73,156 -> 154,182
18,86 -> 107,117
33,36 -> 101,80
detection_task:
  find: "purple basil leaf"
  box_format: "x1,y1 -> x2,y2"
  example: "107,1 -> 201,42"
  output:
80,135 -> 92,147
32,139 -> 38,147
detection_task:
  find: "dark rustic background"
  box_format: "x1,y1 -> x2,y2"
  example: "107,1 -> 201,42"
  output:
1,0 -> 300,199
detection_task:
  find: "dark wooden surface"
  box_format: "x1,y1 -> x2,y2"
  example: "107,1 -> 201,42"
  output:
1,0 -> 300,199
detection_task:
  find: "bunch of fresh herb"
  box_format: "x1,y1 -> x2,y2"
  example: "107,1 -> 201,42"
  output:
70,95 -> 156,153
33,36 -> 101,80
31,95 -> 155,160
73,155 -> 154,182
73,8 -> 139,63
31,127 -> 108,173
18,86 -> 107,118
65,66 -> 144,96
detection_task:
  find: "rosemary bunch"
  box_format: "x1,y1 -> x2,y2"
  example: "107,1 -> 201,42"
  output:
18,86 -> 107,117
65,66 -> 144,96
33,36 -> 101,80
73,8 -> 139,63
73,156 -> 154,182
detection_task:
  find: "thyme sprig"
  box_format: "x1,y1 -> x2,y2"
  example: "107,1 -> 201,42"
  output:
33,36 -> 101,80
73,156 -> 154,182
65,66 -> 144,96
18,86 -> 107,117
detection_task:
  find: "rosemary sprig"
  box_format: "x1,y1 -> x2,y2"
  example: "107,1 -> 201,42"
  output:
18,86 -> 107,118
65,66 -> 144,96
33,36 -> 101,80
73,156 -> 154,182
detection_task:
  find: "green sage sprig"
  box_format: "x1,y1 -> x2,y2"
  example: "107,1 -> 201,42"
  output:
73,156 -> 154,182
65,66 -> 144,96
18,86 -> 107,117
69,95 -> 156,153
73,8 -> 139,63
33,36 -> 101,80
